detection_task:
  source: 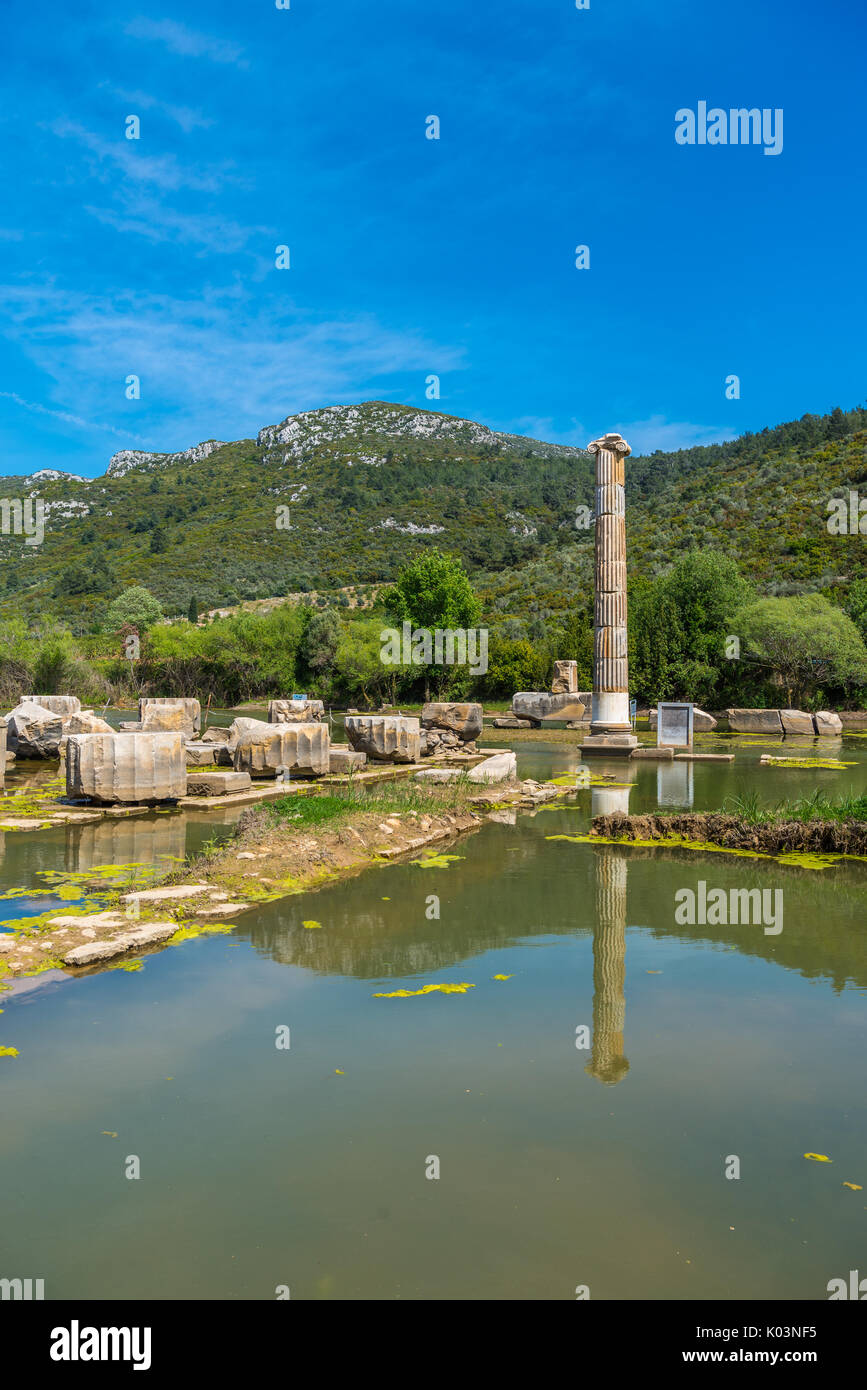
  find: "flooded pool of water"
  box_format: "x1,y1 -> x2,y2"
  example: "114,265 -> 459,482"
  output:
0,736 -> 864,1300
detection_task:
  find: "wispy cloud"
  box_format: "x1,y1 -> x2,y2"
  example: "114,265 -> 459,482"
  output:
0,391 -> 146,442
124,18 -> 246,67
98,84 -> 214,134
49,118 -> 238,194
0,283 -> 466,459
612,415 -> 736,456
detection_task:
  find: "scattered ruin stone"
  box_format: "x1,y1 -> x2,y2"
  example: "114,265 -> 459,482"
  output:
268,698 -> 325,723
344,715 -> 421,763
62,922 -> 178,967
233,722 -> 330,777
780,709 -> 815,735
5,700 -> 64,758
511,692 -> 586,724
122,884 -> 211,904
139,697 -> 201,737
421,702 -> 483,741
492,715 -> 532,729
201,725 -> 232,743
186,770 -> 253,796
551,660 -> 578,694
726,709 -> 784,734
813,710 -> 843,736
467,752 -> 517,783
64,711 -> 114,735
328,747 -> 367,773
25,695 -> 81,716
184,742 -> 218,766
66,731 -> 187,803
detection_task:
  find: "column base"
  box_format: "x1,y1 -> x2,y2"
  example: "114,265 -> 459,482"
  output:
581,733 -> 638,758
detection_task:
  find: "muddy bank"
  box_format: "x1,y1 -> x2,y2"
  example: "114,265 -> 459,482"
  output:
591,812 -> 867,856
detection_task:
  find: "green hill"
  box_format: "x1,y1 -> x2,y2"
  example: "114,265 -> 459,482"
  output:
1,398 -> 865,634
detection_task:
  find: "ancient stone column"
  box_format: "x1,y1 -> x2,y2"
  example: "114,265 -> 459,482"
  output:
581,431 -> 637,756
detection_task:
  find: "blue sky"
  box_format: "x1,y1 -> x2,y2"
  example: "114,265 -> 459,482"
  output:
1,0 -> 864,476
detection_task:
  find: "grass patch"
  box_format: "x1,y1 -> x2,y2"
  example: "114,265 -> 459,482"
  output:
721,788 -> 867,826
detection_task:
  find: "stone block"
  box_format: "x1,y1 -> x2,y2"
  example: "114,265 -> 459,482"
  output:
421,702 -> 483,741
25,695 -> 81,716
512,692 -> 586,724
62,922 -> 178,967
233,722 -> 330,777
186,770 -> 252,796
139,697 -> 201,736
5,700 -> 64,757
64,711 -> 114,735
780,709 -> 815,735
467,752 -> 517,783
66,732 -> 187,804
328,747 -> 367,773
184,742 -> 218,765
551,660 -> 578,694
492,715 -> 533,728
813,710 -> 843,736
201,726 -> 232,743
726,709 -> 783,734
344,715 -> 420,763
268,698 -> 325,723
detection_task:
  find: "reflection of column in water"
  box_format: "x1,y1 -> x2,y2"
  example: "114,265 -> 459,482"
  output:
656,759 -> 694,808
65,814 -> 188,872
585,847 -> 630,1086
590,781 -> 632,818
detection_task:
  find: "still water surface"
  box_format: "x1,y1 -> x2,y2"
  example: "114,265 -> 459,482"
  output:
0,733 -> 864,1300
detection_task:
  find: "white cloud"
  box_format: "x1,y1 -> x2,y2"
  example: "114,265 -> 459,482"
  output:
124,18 -> 246,67
0,284 -> 466,460
611,415 -> 736,456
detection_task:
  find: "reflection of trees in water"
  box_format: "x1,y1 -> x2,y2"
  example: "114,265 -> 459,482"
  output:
605,844 -> 867,993
235,822 -> 867,994
586,847 -> 629,1086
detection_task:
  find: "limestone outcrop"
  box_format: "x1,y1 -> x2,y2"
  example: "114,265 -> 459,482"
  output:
344,715 -> 421,763
66,732 -> 187,803
268,699 -> 325,723
233,722 -> 329,777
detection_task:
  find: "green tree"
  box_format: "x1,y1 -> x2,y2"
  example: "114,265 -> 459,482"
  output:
105,586 -> 164,634
733,593 -> 867,705
188,596 -> 199,624
302,609 -> 343,681
383,549 -> 481,697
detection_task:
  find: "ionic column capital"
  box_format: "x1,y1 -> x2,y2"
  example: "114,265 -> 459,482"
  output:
588,432 -> 631,458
